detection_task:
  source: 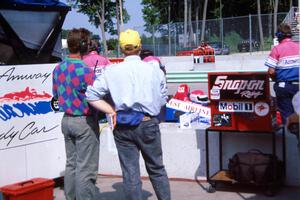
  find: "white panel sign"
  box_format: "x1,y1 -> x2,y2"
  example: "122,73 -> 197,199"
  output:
0,64 -> 64,186
166,98 -> 211,118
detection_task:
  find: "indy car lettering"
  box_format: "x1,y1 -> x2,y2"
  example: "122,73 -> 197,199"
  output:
212,76 -> 264,98
0,121 -> 59,147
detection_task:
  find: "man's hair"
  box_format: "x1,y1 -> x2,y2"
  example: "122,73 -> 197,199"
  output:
276,23 -> 292,41
67,28 -> 90,54
89,39 -> 100,53
121,45 -> 141,56
140,49 -> 154,60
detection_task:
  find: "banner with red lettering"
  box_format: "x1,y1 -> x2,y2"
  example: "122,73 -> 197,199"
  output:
166,98 -> 211,118
0,64 -> 65,186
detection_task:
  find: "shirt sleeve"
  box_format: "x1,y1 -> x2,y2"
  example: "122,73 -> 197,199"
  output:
52,67 -> 58,99
264,47 -> 279,69
106,58 -> 111,65
83,67 -> 95,86
292,91 -> 300,115
86,73 -> 109,101
157,68 -> 168,105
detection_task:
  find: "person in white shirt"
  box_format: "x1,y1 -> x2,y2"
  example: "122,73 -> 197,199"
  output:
86,29 -> 170,200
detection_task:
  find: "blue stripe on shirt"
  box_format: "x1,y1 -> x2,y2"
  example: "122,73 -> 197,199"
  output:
276,67 -> 299,81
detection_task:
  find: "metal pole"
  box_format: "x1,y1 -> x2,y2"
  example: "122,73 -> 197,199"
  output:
116,1 -> 120,57
119,0 -> 124,30
221,18 -> 223,47
174,24 -> 177,55
152,25 -> 155,55
168,0 -> 171,56
220,0 -> 222,19
249,14 -> 252,53
220,0 -> 223,46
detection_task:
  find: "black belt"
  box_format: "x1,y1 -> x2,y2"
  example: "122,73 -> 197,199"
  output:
64,113 -> 91,117
142,113 -> 158,122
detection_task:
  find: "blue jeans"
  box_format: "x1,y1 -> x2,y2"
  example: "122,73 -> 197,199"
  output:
113,118 -> 171,200
274,82 -> 299,124
61,114 -> 100,200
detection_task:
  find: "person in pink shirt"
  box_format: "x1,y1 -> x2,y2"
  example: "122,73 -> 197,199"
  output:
140,49 -> 166,75
265,23 -> 299,125
83,39 -> 111,76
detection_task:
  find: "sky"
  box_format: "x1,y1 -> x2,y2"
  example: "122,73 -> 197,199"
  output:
61,0 -> 145,38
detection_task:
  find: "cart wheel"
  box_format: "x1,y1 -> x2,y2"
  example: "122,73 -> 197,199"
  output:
264,187 -> 276,197
207,184 -> 216,193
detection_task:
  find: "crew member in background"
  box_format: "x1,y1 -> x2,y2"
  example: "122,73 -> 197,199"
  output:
140,49 -> 167,122
83,39 -> 111,76
52,28 -> 115,200
86,29 -> 170,200
265,23 -> 299,125
140,49 -> 166,75
198,40 -> 212,50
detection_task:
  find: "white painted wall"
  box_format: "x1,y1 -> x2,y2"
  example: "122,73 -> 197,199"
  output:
161,52 -> 270,72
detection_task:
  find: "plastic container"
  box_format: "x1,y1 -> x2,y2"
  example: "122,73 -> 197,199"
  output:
0,178 -> 54,200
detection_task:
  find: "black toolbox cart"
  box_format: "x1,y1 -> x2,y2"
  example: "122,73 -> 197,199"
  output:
205,126 -> 285,195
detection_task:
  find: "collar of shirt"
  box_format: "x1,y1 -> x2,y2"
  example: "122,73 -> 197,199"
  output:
65,57 -> 85,64
143,56 -> 160,62
88,51 -> 98,55
281,38 -> 292,43
124,55 -> 142,62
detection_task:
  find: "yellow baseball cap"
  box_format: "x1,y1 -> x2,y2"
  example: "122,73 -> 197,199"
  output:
119,29 -> 141,49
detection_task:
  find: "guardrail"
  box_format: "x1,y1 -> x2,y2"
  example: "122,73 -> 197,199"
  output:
166,69 -> 266,83
166,71 -> 208,83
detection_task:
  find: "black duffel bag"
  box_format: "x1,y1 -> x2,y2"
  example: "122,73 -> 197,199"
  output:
228,150 -> 278,185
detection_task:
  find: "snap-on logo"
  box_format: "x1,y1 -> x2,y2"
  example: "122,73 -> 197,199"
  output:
212,76 -> 264,99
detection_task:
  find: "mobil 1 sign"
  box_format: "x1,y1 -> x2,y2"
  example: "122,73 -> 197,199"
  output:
219,101 -> 254,112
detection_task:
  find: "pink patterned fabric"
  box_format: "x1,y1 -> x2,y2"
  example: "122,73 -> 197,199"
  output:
83,51 -> 111,69
143,55 -> 161,62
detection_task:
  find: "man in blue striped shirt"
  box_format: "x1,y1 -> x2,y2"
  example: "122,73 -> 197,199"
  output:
86,29 -> 170,200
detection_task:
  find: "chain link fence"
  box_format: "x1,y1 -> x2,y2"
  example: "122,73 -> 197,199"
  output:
133,13 -> 288,56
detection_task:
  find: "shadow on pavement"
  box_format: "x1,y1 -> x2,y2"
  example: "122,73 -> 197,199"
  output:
99,182 -> 153,200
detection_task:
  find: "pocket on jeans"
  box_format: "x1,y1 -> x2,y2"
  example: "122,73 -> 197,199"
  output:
142,122 -> 159,143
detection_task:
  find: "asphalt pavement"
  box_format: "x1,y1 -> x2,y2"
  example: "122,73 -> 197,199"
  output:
54,175 -> 300,200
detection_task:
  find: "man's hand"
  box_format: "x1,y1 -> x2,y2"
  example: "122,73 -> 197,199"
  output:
287,113 -> 299,126
268,68 -> 276,81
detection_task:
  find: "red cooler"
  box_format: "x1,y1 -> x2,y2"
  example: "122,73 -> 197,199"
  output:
208,72 -> 278,132
0,178 -> 54,200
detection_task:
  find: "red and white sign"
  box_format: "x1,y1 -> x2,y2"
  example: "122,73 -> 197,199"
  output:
166,98 -> 211,118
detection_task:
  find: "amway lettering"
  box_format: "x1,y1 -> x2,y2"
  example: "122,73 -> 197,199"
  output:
0,67 -> 51,84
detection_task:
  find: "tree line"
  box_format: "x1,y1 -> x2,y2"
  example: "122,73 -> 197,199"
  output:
64,0 -> 297,56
